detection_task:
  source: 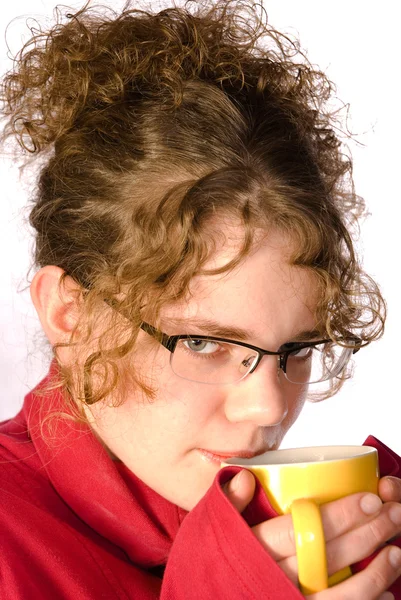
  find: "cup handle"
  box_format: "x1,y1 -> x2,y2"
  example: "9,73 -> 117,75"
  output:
291,499 -> 352,595
291,498 -> 328,595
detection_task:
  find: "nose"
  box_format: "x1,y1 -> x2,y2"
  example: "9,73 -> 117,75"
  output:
224,354 -> 289,426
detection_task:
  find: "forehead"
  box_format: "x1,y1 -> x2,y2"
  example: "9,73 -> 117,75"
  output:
161,227 -> 320,345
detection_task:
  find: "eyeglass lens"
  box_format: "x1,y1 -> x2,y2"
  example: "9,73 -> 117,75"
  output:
170,338 -> 354,385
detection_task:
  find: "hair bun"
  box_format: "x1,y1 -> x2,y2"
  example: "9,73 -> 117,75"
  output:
1,1 -> 265,154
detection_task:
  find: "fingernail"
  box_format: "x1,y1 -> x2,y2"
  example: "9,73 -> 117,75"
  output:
230,470 -> 243,493
389,505 -> 401,526
360,493 -> 382,515
389,546 -> 401,569
378,592 -> 394,600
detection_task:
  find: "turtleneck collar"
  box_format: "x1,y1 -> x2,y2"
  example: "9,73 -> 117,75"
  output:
20,361 -> 188,568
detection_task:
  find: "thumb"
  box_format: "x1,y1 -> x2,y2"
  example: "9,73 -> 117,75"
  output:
223,469 -> 256,514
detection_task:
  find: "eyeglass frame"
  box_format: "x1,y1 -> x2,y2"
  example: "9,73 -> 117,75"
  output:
103,297 -> 361,384
139,321 -> 361,385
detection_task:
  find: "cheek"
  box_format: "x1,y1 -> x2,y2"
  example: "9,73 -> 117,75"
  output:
117,359 -> 225,451
157,371 -> 225,427
286,384 -> 308,426
141,343 -> 224,415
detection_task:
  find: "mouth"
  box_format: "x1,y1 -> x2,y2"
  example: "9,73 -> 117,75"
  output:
197,448 -> 268,465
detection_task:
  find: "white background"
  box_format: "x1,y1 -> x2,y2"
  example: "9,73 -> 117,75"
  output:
1,1 -> 400,452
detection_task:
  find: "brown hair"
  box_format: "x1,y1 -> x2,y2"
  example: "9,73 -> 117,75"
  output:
0,0 -> 386,419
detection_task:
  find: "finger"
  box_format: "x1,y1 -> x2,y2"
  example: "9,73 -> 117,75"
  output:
252,512 -> 294,560
222,469 -> 256,513
276,501 -> 401,584
324,501 -> 401,576
321,492 -> 384,541
379,476 -> 401,503
252,492 -> 383,562
305,545 -> 401,600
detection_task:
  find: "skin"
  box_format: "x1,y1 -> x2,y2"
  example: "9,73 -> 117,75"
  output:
224,470 -> 401,599
30,226 -> 401,598
33,229 -> 316,509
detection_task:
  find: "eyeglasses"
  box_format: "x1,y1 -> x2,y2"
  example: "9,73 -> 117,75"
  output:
139,321 -> 361,386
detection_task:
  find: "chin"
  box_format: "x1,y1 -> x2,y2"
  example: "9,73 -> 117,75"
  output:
176,475 -> 218,512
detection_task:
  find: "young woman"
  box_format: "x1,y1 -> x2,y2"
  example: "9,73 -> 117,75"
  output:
0,1 -> 400,598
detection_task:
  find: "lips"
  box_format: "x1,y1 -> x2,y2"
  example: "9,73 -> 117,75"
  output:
197,448 -> 267,463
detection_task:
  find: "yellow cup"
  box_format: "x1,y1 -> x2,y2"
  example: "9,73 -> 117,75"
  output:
222,445 -> 379,595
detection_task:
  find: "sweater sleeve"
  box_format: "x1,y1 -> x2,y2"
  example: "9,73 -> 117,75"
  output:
162,437 -> 401,600
161,465 -> 304,600
350,436 -> 401,599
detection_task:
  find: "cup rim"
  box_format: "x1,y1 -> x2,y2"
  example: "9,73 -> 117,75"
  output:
222,445 -> 378,467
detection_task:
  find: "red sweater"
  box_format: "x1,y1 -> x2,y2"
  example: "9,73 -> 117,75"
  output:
0,365 -> 400,599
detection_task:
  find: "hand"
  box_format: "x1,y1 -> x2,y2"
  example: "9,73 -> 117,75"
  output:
379,476 -> 401,504
223,470 -> 401,599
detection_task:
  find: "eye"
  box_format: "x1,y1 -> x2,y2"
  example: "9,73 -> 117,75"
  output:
182,339 -> 221,354
289,346 -> 314,359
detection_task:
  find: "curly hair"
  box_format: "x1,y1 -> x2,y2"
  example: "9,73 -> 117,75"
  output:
0,0 -> 386,422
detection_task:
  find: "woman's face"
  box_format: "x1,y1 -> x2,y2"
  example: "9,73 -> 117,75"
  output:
85,229 -> 320,511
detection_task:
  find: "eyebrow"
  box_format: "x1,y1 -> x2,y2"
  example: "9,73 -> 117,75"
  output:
164,317 -> 324,344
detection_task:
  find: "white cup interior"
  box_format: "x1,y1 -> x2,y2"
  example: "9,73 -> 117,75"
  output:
223,445 -> 377,467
